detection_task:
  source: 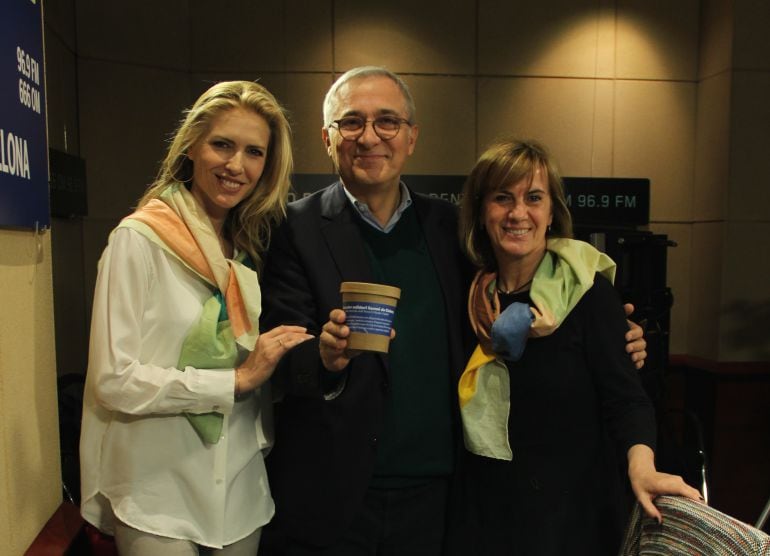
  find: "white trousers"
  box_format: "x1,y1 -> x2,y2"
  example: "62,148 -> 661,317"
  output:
114,521 -> 262,556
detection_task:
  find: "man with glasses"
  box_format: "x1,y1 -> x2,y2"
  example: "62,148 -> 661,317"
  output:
259,66 -> 647,555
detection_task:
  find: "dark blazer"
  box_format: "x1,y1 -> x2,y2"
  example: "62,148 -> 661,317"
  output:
259,181 -> 473,548
447,276 -> 657,556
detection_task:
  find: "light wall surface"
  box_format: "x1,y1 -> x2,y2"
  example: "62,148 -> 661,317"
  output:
0,230 -> 60,554
0,1 -> 74,551
691,0 -> 770,361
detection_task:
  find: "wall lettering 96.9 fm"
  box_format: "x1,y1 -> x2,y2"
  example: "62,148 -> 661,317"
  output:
17,46 -> 42,114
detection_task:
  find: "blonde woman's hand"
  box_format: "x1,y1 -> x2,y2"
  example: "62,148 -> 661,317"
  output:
236,325 -> 313,394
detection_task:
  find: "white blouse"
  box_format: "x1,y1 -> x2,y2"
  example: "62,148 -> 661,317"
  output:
80,227 -> 274,549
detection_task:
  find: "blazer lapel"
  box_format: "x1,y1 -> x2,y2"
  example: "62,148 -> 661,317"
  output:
319,182 -> 389,373
319,182 -> 374,283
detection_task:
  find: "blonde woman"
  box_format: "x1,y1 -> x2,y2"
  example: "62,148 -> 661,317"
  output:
80,81 -> 312,555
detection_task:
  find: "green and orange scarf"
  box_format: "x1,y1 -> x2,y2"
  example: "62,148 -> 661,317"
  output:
117,183 -> 261,443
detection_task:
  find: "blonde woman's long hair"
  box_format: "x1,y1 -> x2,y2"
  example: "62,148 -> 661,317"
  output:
139,80 -> 293,268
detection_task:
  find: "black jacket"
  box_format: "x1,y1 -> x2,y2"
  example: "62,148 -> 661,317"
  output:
259,181 -> 473,548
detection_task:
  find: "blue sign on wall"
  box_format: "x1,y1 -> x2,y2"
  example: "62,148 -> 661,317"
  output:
0,0 -> 49,229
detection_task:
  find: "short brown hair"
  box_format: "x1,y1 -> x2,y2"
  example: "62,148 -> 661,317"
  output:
459,138 -> 572,270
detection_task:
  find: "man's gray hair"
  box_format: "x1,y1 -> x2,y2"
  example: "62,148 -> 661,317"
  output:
322,66 -> 416,126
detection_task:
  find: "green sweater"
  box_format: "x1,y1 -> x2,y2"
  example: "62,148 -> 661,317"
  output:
355,206 -> 455,486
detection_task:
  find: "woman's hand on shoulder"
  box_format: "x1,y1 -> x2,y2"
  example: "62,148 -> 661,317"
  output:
627,444 -> 703,523
236,325 -> 313,394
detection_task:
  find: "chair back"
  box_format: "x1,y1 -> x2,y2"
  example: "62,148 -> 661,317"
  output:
619,495 -> 770,555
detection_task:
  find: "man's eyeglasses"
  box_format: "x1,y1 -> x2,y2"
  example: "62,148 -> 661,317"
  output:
328,115 -> 411,141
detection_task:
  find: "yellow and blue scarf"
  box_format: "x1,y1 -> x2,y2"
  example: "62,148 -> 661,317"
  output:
458,238 -> 616,460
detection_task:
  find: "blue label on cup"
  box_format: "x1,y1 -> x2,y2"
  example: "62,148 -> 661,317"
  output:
343,301 -> 395,336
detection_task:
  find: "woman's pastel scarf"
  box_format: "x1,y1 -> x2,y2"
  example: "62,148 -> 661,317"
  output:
458,238 -> 616,460
118,183 -> 262,443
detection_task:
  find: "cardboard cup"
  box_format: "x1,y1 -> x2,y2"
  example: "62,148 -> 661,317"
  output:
340,282 -> 401,353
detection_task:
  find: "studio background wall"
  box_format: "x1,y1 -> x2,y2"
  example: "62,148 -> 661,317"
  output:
47,0 -> 770,371
2,0 -> 768,551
